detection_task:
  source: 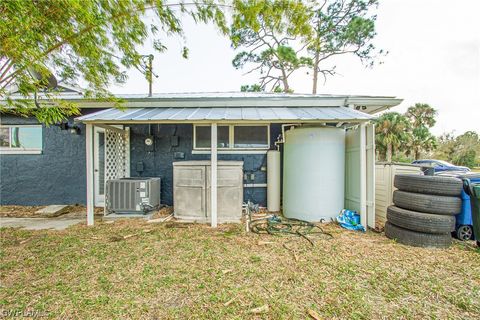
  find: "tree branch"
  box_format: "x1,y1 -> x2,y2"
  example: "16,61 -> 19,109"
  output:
0,59 -> 13,82
1,1 -> 224,87
242,63 -> 264,76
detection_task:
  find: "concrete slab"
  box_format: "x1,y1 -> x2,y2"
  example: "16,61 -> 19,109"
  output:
0,217 -> 83,230
35,205 -> 69,217
103,212 -> 154,220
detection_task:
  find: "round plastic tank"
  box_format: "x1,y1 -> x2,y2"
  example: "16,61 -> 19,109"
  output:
283,126 -> 345,221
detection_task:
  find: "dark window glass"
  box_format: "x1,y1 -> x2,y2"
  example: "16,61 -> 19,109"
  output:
0,128 -> 9,147
234,126 -> 268,148
195,126 -> 229,148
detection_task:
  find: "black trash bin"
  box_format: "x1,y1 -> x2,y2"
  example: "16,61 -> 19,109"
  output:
465,180 -> 480,247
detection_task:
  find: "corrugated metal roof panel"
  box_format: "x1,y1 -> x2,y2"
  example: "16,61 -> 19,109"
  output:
76,106 -> 372,122
225,108 -> 242,120
131,108 -> 162,120
149,108 -> 181,120
188,107 -> 212,120
115,108 -> 144,120
91,108 -> 125,119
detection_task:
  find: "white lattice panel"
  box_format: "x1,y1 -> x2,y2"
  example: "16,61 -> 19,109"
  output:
105,129 -> 128,181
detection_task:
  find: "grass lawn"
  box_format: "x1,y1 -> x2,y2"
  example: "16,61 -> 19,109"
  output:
1,220 -> 480,319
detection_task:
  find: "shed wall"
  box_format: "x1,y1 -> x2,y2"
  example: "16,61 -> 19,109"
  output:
374,163 -> 423,226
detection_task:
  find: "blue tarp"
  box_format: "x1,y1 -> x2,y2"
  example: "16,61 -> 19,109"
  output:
336,209 -> 366,232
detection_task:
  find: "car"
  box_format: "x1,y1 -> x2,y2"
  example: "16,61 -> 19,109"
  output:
412,159 -> 471,173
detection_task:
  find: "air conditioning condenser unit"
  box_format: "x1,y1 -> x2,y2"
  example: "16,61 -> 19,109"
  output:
105,177 -> 161,214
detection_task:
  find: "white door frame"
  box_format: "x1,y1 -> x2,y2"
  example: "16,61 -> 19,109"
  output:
87,124 -> 130,225
93,126 -> 105,206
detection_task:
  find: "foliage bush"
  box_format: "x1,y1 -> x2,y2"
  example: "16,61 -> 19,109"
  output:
434,131 -> 480,168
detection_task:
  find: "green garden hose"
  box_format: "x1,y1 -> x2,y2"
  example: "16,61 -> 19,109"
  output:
249,215 -> 333,245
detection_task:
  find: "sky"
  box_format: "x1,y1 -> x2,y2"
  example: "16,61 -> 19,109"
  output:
110,0 -> 480,136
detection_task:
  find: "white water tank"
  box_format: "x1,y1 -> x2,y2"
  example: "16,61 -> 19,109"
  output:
283,127 -> 345,221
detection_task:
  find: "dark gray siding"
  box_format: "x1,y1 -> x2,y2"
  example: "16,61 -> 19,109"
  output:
0,114 -> 87,205
1,112 -> 281,207
129,123 -> 282,206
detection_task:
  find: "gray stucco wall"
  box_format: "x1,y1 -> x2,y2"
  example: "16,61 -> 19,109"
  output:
1,112 -> 281,207
0,114 -> 88,205
129,123 -> 282,206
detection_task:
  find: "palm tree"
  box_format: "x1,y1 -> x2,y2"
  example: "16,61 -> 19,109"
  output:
405,103 -> 437,128
406,127 -> 437,160
404,103 -> 438,159
374,112 -> 411,162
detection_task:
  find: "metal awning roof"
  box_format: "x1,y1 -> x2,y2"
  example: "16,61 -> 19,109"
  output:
3,91 -> 403,115
76,106 -> 373,123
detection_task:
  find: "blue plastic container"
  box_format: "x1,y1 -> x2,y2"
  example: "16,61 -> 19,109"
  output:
438,172 -> 480,240
458,175 -> 480,240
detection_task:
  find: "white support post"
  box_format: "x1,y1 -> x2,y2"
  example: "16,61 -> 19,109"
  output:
366,123 -> 376,228
211,123 -> 218,228
86,123 -> 95,226
124,127 -> 130,177
359,123 -> 367,230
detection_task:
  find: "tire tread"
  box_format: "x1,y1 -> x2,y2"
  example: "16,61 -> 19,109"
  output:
393,190 -> 461,215
394,174 -> 463,196
387,205 -> 455,234
385,222 -> 452,248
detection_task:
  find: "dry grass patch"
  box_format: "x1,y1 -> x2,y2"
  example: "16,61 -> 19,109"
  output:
0,205 -> 44,217
151,206 -> 174,219
0,205 -> 103,218
1,220 -> 479,319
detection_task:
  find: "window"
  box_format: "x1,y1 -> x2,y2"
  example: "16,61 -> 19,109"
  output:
234,125 -> 269,148
194,125 -> 230,149
193,124 -> 269,151
0,125 -> 43,154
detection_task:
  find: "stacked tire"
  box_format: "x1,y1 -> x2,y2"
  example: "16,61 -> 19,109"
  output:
385,174 -> 463,248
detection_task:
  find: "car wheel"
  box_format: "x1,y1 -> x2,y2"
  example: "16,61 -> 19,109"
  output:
456,225 -> 473,241
393,190 -> 462,215
394,174 -> 463,196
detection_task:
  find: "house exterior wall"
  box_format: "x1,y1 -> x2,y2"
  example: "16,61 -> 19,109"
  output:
129,123 -> 282,206
0,114 -> 88,205
0,111 -> 281,207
